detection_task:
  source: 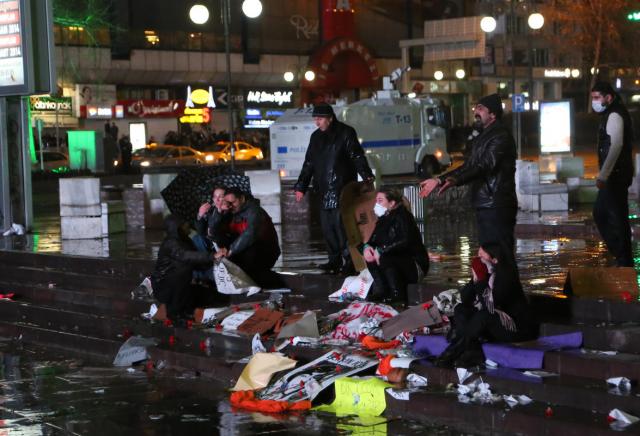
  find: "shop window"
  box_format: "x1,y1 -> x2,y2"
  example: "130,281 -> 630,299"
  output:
188,32 -> 203,50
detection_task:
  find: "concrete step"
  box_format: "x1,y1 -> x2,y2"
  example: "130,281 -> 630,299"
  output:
411,362 -> 640,415
571,297 -> 640,324
541,322 -> 640,355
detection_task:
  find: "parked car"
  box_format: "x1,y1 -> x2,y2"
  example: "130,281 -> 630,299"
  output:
202,141 -> 264,163
31,150 -> 69,173
130,145 -> 209,168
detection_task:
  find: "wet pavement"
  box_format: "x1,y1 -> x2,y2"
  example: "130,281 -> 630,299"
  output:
0,341 -> 454,435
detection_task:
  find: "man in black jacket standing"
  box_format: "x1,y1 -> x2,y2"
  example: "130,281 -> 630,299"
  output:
591,81 -> 634,267
294,103 -> 374,274
420,94 -> 517,254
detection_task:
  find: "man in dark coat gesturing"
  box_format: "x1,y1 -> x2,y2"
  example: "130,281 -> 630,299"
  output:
294,103 -> 374,274
419,94 -> 518,256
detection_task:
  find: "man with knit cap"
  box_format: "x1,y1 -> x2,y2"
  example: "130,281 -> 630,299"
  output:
591,81 -> 634,267
419,93 -> 518,255
294,102 -> 374,275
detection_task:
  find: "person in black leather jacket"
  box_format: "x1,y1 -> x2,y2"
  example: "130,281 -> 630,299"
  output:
435,242 -> 538,368
361,186 -> 429,308
213,187 -> 283,288
591,81 -> 634,267
419,94 -> 518,254
294,103 -> 374,275
151,215 -> 215,321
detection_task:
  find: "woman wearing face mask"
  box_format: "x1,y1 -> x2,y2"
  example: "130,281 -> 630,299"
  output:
361,186 -> 429,308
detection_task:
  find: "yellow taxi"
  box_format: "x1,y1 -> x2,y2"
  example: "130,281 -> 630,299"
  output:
202,141 -> 264,163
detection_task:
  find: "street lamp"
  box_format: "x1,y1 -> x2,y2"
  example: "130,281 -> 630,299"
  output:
434,70 -> 444,81
455,69 -> 466,79
480,16 -> 497,33
188,1 -> 263,169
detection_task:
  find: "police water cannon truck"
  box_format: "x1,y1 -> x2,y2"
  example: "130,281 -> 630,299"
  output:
269,89 -> 450,179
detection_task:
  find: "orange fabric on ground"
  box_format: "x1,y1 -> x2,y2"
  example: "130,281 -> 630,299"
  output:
377,354 -> 395,376
361,335 -> 401,350
230,390 -> 312,413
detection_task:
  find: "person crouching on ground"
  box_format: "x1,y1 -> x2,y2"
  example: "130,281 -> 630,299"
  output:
213,187 -> 284,289
151,215 -> 218,323
361,186 -> 429,308
435,243 -> 538,368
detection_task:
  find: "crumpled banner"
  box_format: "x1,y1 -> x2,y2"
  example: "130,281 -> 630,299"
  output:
314,377 -> 391,417
324,302 -> 398,341
232,352 -> 297,391
230,390 -> 311,413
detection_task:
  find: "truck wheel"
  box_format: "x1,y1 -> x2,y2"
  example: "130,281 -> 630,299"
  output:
416,155 -> 439,179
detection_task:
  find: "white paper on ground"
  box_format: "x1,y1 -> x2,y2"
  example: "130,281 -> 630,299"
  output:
390,357 -> 418,369
113,336 -> 158,367
485,359 -> 498,368
456,367 -> 473,384
607,377 -> 632,389
503,395 -> 518,408
609,408 -> 640,426
265,288 -> 292,294
406,373 -> 428,387
522,370 -> 558,378
517,395 -> 533,405
220,311 -> 254,331
252,333 -> 267,355
201,307 -> 227,324
246,287 -> 261,297
386,388 -> 411,401
142,304 -> 158,320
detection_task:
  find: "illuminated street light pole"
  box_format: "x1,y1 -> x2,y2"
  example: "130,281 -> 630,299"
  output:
189,1 -> 263,170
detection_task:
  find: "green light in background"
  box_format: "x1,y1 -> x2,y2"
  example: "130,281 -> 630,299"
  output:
67,131 -> 98,171
628,11 -> 640,21
629,214 -> 638,219
26,97 -> 37,164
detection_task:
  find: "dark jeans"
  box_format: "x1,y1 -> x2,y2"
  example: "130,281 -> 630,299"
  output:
366,254 -> 420,300
231,243 -> 284,289
453,304 -> 524,349
191,234 -> 214,280
320,208 -> 349,267
593,181 -> 633,267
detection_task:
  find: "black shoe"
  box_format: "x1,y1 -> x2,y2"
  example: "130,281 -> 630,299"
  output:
453,348 -> 485,369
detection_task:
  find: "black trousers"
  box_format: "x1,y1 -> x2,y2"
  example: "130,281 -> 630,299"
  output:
366,254 -> 420,300
452,304 -> 523,351
320,208 -> 349,267
475,207 -> 517,254
231,243 -> 284,289
593,181 -> 633,267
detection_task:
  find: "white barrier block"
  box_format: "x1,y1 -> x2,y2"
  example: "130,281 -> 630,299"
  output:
59,178 -> 100,209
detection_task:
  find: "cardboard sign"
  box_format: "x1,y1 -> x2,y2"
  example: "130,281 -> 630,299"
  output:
340,181 -> 377,272
564,267 -> 638,299
380,303 -> 443,341
237,308 -> 284,335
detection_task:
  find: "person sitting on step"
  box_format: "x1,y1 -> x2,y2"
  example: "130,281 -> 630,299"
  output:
361,186 -> 429,308
435,242 -> 538,368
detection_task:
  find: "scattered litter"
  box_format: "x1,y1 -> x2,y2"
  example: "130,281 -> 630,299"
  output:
581,349 -> 618,356
386,388 -> 411,401
251,333 -> 267,355
485,359 -> 498,368
389,356 -> 418,369
94,389 -> 105,394
607,377 -> 632,390
609,408 -> 640,430
142,304 -> 159,320
522,370 -> 558,378
456,367 -> 473,384
406,373 -> 428,387
2,223 -> 25,236
213,258 -> 260,295
328,269 -> 374,302
126,368 -> 135,373
503,394 -> 532,408
149,415 -> 164,421
113,336 -> 158,367
48,282 -> 56,289
220,311 -> 254,331
314,377 -> 391,416
432,289 -> 461,316
232,352 -> 297,391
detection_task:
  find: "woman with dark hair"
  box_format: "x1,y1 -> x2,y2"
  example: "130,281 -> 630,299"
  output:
435,242 -> 538,368
361,186 -> 429,308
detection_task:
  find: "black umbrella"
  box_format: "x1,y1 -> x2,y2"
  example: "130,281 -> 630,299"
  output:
160,166 -> 242,220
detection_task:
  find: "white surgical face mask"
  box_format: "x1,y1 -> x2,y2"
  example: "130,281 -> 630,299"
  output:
373,203 -> 387,217
592,101 -> 607,113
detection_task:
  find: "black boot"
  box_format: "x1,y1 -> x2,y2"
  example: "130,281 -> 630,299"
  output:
381,268 -> 408,309
433,337 -> 465,368
366,262 -> 389,303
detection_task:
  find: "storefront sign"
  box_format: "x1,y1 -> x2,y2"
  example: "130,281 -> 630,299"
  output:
245,89 -> 294,107
75,83 -> 117,117
86,105 -> 113,119
119,99 -> 185,118
243,108 -> 285,129
543,68 -> 581,78
180,107 -> 210,124
30,96 -> 72,114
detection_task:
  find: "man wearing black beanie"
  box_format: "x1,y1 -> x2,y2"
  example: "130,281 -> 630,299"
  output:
419,93 -> 518,257
294,102 -> 374,275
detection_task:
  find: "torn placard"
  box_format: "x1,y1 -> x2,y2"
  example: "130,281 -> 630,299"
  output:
607,377 -> 631,390
251,333 -> 267,355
